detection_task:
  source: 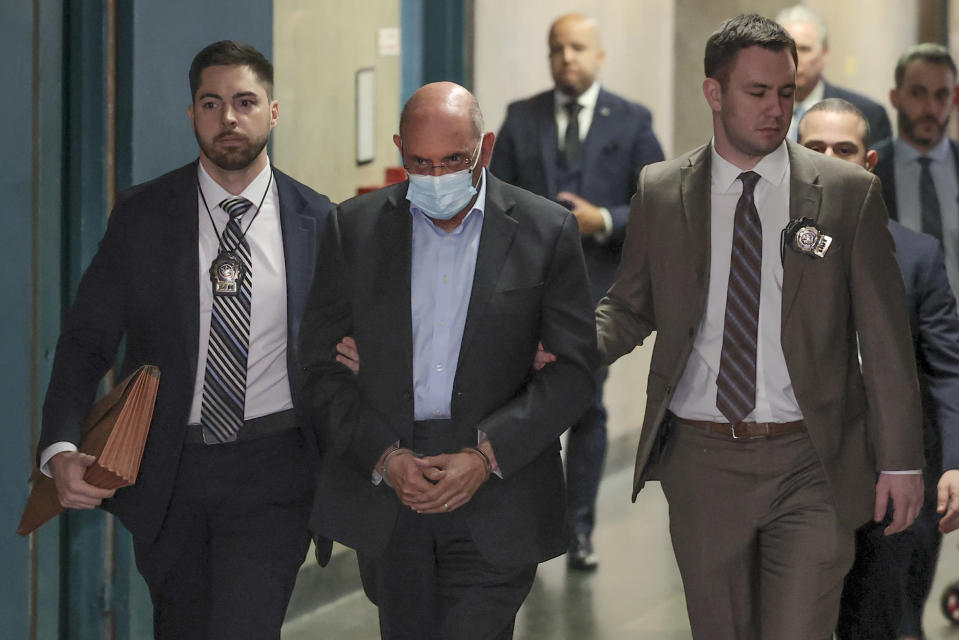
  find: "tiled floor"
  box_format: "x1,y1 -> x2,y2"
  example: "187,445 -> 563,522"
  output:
283,467 -> 959,639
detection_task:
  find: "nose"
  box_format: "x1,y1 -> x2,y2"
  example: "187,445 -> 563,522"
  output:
824,148 -> 837,158
221,104 -> 238,125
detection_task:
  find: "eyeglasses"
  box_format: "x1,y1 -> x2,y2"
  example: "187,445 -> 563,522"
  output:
403,141 -> 482,174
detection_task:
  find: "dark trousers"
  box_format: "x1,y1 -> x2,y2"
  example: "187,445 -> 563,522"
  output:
565,366 -> 607,539
137,427 -> 312,640
358,419 -> 537,640
836,477 -> 943,639
659,422 -> 855,640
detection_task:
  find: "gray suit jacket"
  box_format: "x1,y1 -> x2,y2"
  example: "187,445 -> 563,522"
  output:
300,174 -> 598,566
595,141 -> 924,528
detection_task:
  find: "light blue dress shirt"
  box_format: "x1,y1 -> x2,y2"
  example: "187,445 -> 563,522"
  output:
409,170 -> 487,420
893,136 -> 959,296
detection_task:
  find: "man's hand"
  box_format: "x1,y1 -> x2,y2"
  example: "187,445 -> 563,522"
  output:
407,452 -> 489,514
533,341 -> 557,371
937,469 -> 959,533
874,473 -> 924,535
336,336 -> 359,375
48,451 -> 115,509
384,450 -> 436,506
556,191 -> 606,235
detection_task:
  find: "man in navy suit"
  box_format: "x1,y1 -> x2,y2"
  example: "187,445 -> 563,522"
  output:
37,41 -> 333,639
489,13 -> 663,570
797,97 -> 959,640
873,44 -> 959,303
776,5 -> 892,145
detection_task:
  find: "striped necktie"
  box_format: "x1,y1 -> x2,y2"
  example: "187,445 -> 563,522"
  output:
716,171 -> 762,424
201,196 -> 253,443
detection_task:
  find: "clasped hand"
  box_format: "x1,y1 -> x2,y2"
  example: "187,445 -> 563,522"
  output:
386,450 -> 489,514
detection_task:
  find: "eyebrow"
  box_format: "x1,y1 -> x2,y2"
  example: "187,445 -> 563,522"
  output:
196,91 -> 259,101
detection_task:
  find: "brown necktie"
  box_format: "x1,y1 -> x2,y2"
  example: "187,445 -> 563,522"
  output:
716,171 -> 762,424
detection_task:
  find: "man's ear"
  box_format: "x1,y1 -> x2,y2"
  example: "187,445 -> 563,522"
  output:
865,149 -> 879,172
703,77 -> 723,112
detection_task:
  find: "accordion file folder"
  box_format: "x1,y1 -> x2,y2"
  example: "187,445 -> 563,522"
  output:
18,365 -> 160,536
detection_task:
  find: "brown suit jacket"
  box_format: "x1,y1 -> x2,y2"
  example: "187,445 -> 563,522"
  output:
595,140 -> 924,529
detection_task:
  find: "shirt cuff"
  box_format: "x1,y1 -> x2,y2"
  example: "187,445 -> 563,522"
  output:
372,441 -> 401,485
40,441 -> 79,477
477,431 -> 502,479
880,469 -> 922,475
592,207 -> 613,244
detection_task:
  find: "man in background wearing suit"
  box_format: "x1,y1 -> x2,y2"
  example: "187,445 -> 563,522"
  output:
776,4 -> 892,144
595,15 -> 924,638
798,98 -> 959,640
489,13 -> 663,570
37,41 -> 333,639
300,82 -> 596,640
874,44 -> 959,299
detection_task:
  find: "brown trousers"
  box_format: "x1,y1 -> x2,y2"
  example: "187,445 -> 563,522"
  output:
659,421 -> 856,640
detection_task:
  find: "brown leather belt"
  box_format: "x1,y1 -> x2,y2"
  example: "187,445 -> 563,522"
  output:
674,417 -> 805,440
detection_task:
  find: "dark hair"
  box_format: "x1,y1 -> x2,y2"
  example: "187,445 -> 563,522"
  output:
799,98 -> 871,147
189,40 -> 274,100
894,43 -> 957,88
704,14 -> 797,87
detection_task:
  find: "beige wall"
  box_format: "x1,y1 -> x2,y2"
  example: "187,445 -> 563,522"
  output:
807,0 -> 920,138
473,0 -> 675,157
273,0 -> 401,203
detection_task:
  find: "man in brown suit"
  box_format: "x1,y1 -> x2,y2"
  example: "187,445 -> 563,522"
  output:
595,15 -> 924,639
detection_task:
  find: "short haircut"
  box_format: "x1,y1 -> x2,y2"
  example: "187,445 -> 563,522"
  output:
704,14 -> 797,88
398,93 -> 485,142
799,97 -> 871,147
774,4 -> 828,48
189,40 -> 274,100
894,43 -> 957,87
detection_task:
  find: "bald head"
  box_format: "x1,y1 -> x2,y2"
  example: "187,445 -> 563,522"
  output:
549,13 -> 605,97
398,82 -> 483,141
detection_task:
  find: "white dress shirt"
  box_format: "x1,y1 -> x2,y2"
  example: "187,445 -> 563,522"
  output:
40,159 -> 293,475
670,141 -> 803,422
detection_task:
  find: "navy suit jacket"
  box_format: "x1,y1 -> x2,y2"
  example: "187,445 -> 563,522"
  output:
490,88 -> 664,302
872,136 -> 959,222
822,80 -> 892,147
890,220 -> 959,474
300,175 -> 598,567
39,161 -> 334,560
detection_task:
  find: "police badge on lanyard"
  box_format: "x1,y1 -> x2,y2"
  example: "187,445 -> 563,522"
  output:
781,217 -> 833,264
210,252 -> 245,296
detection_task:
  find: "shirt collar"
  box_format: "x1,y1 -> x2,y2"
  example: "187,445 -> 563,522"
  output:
197,158 -> 274,213
409,168 -> 488,234
710,139 -> 790,193
895,133 -> 951,164
554,82 -> 601,113
795,79 -> 825,113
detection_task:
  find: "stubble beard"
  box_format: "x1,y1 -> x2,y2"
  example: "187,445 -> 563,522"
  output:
194,128 -> 269,172
899,108 -> 948,148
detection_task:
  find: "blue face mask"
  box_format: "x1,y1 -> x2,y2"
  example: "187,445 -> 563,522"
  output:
406,142 -> 482,220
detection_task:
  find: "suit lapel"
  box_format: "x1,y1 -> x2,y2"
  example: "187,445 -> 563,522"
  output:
681,146 -> 712,316
377,186 -> 415,390
782,142 -> 823,325
536,93 -> 560,197
274,169 -> 316,352
579,90 -> 616,192
166,163 -> 203,383
458,175 -> 519,362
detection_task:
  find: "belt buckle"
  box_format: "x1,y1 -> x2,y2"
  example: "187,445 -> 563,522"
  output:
730,422 -> 743,439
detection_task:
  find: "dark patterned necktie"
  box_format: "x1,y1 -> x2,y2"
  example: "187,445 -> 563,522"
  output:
716,171 -> 762,424
563,101 -> 583,166
919,157 -> 943,244
201,196 -> 253,443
